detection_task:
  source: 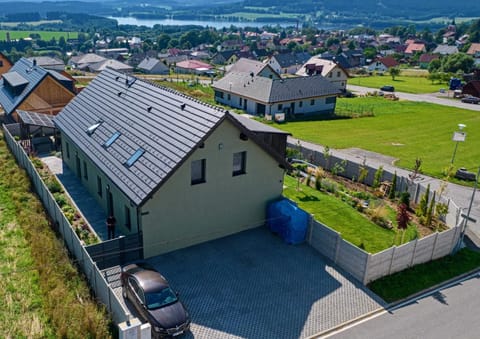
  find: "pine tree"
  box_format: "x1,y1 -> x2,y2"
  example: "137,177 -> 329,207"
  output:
388,171 -> 397,200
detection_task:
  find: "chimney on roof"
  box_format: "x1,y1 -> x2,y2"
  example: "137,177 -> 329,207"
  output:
32,59 -> 37,67
180,103 -> 186,110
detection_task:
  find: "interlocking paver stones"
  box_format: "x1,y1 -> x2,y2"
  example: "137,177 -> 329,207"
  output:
145,227 -> 385,339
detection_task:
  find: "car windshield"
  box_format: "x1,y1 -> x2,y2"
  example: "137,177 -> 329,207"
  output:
145,287 -> 178,310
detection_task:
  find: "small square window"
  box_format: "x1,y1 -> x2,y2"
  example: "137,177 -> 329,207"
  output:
191,159 -> 206,185
310,99 -> 315,105
337,71 -> 341,77
97,176 -> 102,197
328,73 -> 332,78
278,104 -> 283,110
83,161 -> 88,180
299,101 -> 303,108
233,151 -> 246,176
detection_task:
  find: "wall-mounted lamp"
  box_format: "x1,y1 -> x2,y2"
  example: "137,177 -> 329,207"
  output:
106,184 -> 110,191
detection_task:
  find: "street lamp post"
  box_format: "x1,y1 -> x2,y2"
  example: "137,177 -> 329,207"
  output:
456,166 -> 480,253
451,123 -> 466,164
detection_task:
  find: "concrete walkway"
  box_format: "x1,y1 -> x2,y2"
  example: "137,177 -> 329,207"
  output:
288,136 -> 480,244
41,155 -> 125,241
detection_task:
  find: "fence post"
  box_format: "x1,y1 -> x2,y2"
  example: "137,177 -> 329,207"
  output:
430,233 -> 439,260
362,254 -> 371,285
334,233 -> 341,264
410,238 -> 418,267
308,214 -> 314,244
388,246 -> 396,275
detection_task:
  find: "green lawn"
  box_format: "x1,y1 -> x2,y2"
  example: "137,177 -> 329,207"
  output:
349,75 -> 446,94
369,248 -> 480,303
276,97 -> 480,178
0,30 -> 78,40
283,175 -> 417,253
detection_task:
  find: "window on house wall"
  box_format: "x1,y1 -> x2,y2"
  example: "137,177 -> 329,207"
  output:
310,99 -> 315,105
227,93 -> 231,100
0,61 -> 3,67
83,161 -> 88,180
299,101 -> 303,108
124,205 -> 131,231
326,96 -> 336,104
278,104 -> 283,111
337,71 -> 341,77
232,151 -> 247,176
66,142 -> 70,159
191,159 -> 206,185
97,176 -> 102,197
239,98 -> 242,106
215,90 -> 224,99
328,73 -> 332,78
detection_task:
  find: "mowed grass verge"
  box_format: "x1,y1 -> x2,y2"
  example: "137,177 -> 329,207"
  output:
349,75 -> 445,94
369,248 -> 480,303
275,97 -> 480,178
282,175 -> 417,253
0,134 -> 112,337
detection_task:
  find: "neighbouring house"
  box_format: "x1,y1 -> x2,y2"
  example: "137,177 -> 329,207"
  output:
419,54 -> 439,69
87,59 -> 133,73
0,58 -> 76,121
213,72 -> 340,116
211,50 -> 254,65
462,80 -> 480,98
296,56 -> 349,92
404,42 -> 426,56
54,68 -> 289,257
432,45 -> 459,55
174,59 -> 213,75
0,52 -> 13,76
226,58 -> 280,79
342,49 -> 365,68
137,57 -> 169,75
267,52 -> 311,75
96,48 -> 129,59
26,56 -> 65,72
366,56 -> 399,73
68,53 -> 107,71
467,43 -> 480,58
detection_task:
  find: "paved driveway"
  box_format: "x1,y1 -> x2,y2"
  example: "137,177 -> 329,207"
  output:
139,227 -> 385,339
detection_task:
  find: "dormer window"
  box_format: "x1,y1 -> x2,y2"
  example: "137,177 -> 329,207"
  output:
86,121 -> 103,136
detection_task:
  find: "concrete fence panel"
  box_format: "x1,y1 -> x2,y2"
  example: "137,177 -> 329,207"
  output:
389,240 -> 417,274
432,228 -> 459,260
411,234 -> 438,266
309,220 -> 340,261
364,247 -> 394,283
336,240 -> 369,282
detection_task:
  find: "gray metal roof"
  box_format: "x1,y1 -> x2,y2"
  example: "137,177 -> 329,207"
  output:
137,57 -> 168,72
0,58 -> 48,114
272,52 -> 311,68
17,110 -> 55,128
213,72 -> 340,103
55,69 -> 288,206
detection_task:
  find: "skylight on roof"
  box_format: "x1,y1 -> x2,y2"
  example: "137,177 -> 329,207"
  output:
125,148 -> 145,167
86,121 -> 103,136
103,131 -> 121,148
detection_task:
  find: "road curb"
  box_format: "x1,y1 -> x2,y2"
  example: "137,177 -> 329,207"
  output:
306,307 -> 385,338
309,267 -> 480,338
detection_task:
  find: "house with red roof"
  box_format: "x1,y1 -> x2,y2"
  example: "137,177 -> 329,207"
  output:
419,54 -> 439,69
367,56 -> 399,73
174,60 -> 213,75
404,42 -> 426,56
467,43 -> 480,57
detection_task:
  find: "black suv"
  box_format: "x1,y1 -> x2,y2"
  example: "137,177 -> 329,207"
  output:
380,85 -> 395,92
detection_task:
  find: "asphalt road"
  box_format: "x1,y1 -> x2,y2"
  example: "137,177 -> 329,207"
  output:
347,84 -> 480,112
326,273 -> 480,339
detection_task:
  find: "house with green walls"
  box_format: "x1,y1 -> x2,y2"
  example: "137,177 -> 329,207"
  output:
54,69 -> 290,258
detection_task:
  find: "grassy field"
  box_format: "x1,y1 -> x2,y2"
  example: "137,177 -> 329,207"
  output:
0,134 -> 112,337
349,75 -> 446,94
0,20 -> 63,27
283,175 -> 418,253
369,248 -> 480,302
0,30 -> 78,40
275,97 -> 480,178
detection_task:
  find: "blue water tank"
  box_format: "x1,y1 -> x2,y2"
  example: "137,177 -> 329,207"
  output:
267,199 -> 309,244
